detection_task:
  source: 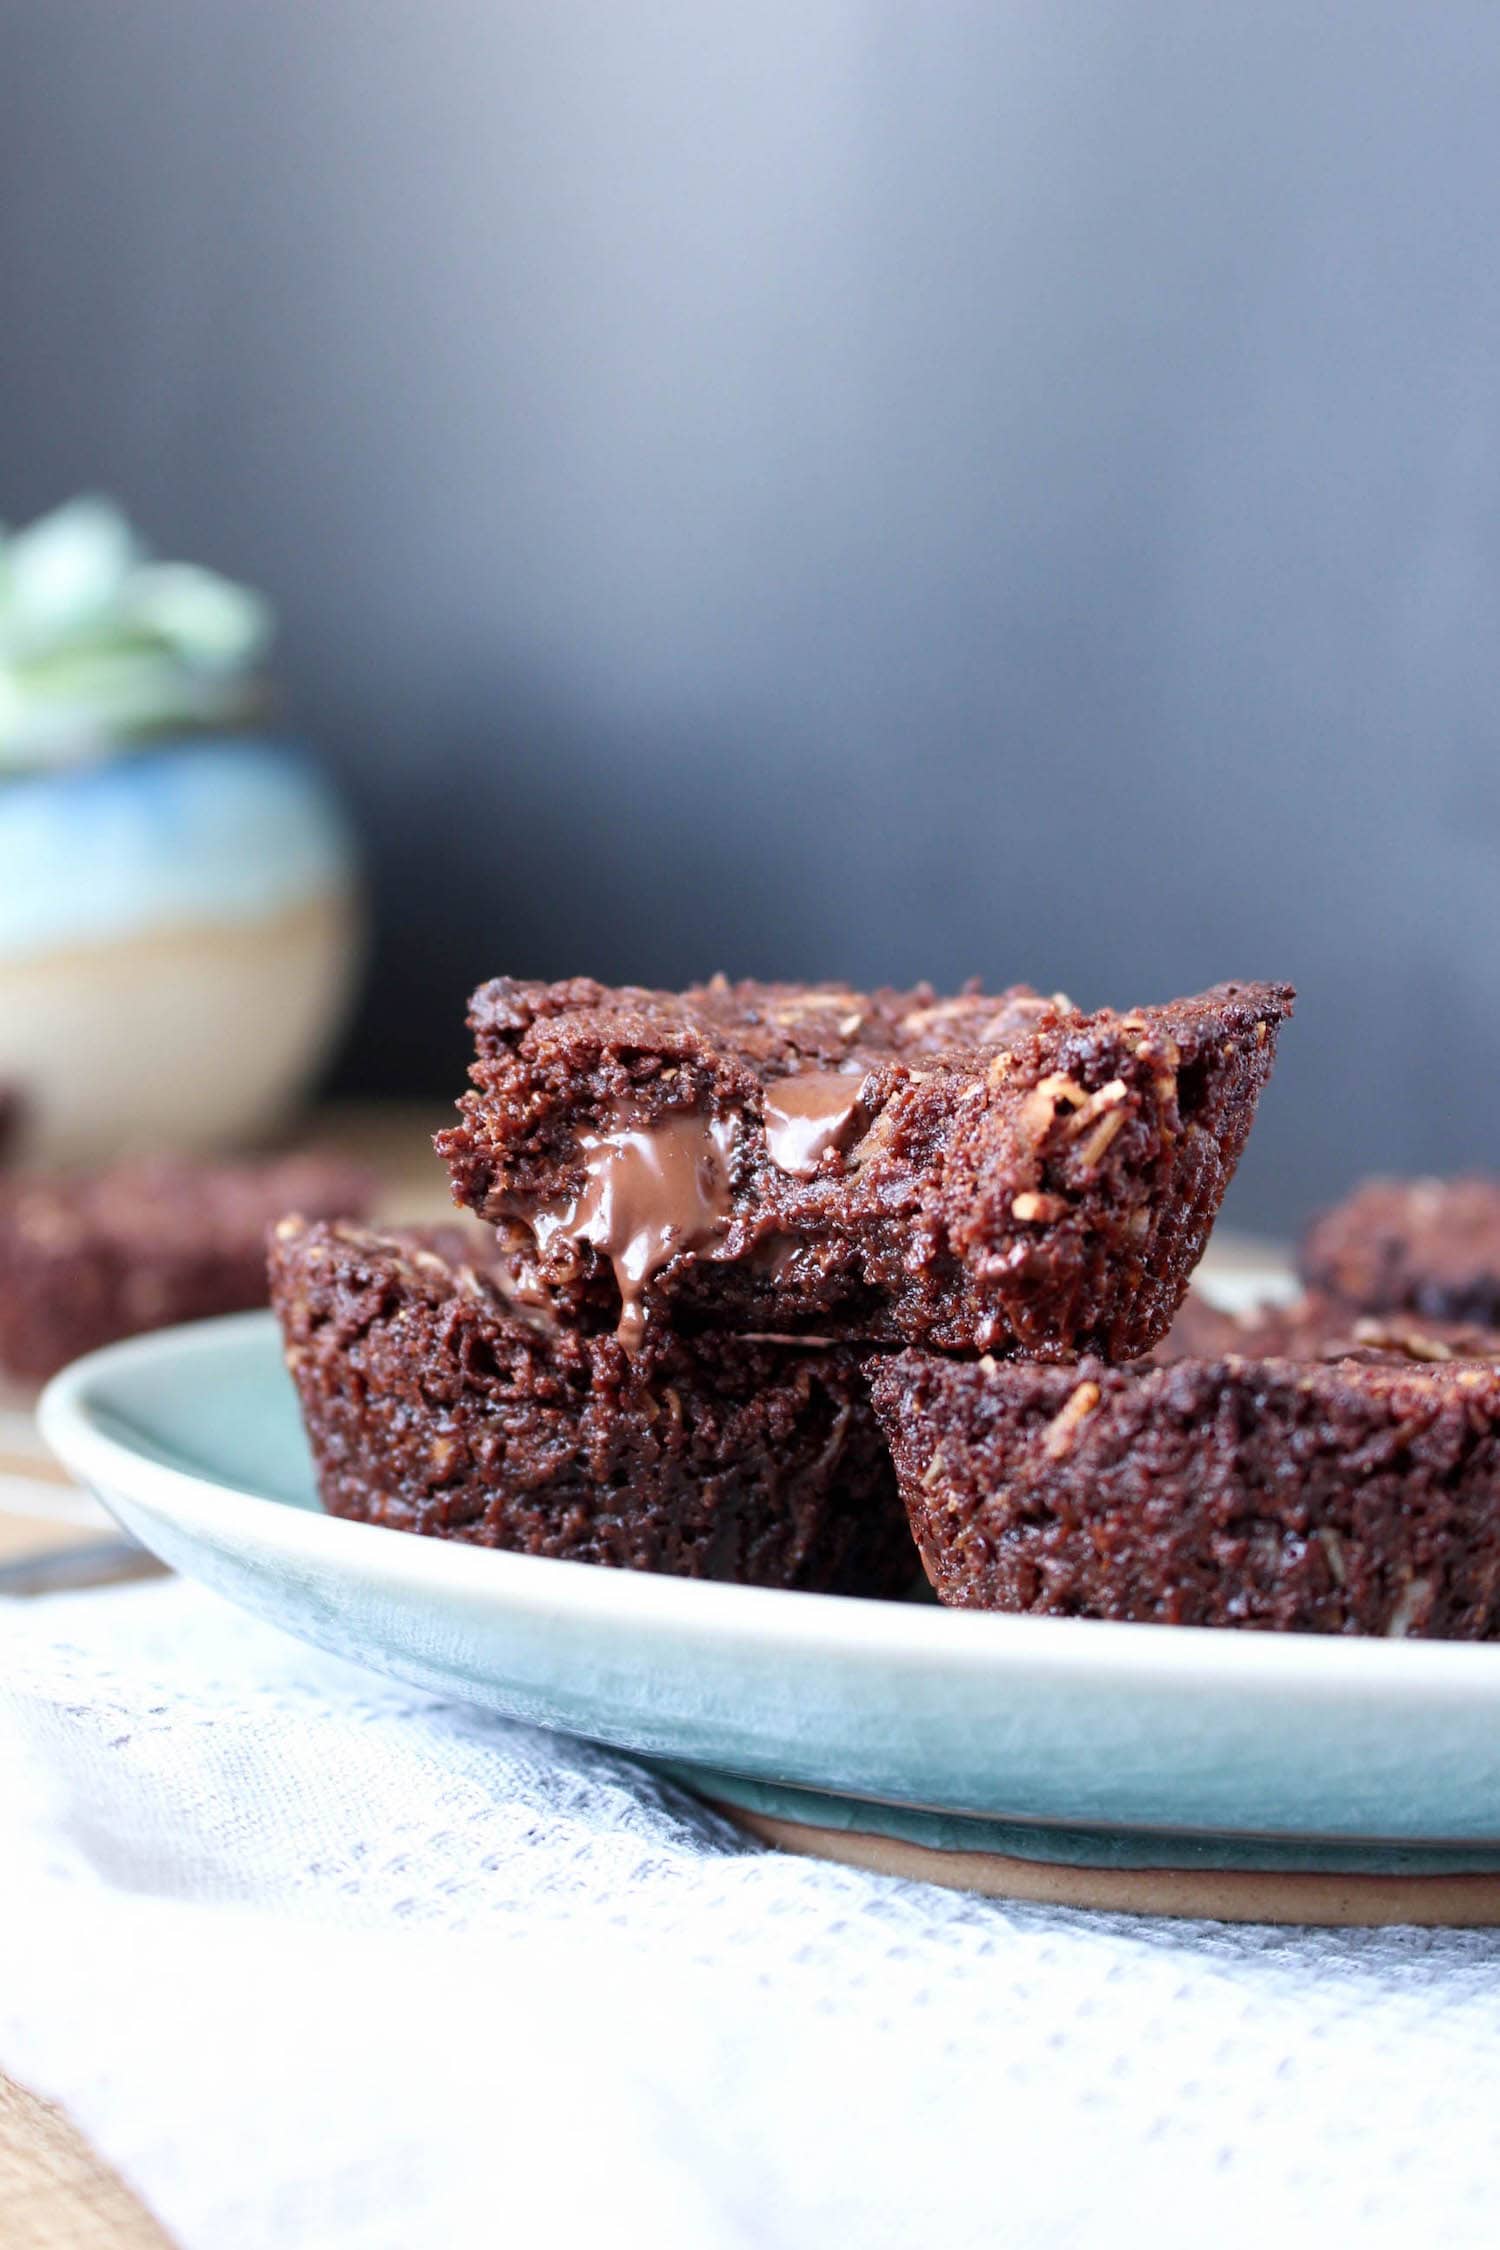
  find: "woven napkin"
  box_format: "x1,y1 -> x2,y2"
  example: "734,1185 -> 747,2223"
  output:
4,1576 -> 1500,2249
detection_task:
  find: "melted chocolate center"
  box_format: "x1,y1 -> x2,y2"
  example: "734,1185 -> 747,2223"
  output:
532,1111 -> 737,1349
762,1071 -> 868,1177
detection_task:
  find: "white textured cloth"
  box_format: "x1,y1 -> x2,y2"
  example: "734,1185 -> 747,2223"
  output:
3,1580 -> 1500,2249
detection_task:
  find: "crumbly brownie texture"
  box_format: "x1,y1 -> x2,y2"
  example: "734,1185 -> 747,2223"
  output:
870,1343 -> 1500,1636
1301,1176 -> 1500,1326
0,1154 -> 375,1381
438,975 -> 1293,1359
271,1219 -> 915,1596
1157,1286 -> 1500,1365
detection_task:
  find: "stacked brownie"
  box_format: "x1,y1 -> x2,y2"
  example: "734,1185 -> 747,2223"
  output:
274,972 -> 1293,1600
435,975 -> 1291,1358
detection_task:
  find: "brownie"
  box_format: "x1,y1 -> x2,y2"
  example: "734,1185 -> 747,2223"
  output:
1301,1175 -> 1500,1327
870,1343 -> 1500,1636
438,975 -> 1293,1359
271,1218 -> 915,1596
0,1153 -> 375,1381
1156,1285 -> 1500,1365
0,1086 -> 20,1165
1152,1285 -> 1277,1359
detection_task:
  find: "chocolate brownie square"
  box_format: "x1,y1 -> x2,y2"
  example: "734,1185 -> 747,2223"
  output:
871,1337 -> 1500,1637
1301,1176 -> 1500,1327
0,1086 -> 20,1166
438,975 -> 1292,1359
271,1218 -> 915,1596
1159,1285 -> 1500,1366
0,1153 -> 374,1381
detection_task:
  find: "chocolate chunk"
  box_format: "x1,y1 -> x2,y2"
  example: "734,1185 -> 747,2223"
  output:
527,1109 -> 738,1350
762,1071 -> 869,1178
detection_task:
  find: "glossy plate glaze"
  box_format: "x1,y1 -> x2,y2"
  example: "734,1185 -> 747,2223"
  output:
37,1304 -> 1500,1900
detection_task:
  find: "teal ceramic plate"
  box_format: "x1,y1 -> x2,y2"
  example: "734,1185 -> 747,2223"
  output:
38,1310 -> 1500,1884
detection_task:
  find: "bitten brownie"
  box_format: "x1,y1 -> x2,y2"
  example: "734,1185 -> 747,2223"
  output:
438,975 -> 1293,1359
270,1218 -> 915,1595
870,1341 -> 1500,1636
0,1154 -> 374,1381
1301,1176 -> 1500,1327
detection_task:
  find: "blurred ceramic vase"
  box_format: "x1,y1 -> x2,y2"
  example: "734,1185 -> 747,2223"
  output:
0,498 -> 362,1161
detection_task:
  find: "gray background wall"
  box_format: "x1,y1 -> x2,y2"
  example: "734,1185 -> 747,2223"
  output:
4,1 -> 1499,1228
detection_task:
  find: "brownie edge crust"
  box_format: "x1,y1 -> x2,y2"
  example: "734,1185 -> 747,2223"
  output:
270,1219 -> 915,1597
870,1348 -> 1500,1637
438,975 -> 1294,1359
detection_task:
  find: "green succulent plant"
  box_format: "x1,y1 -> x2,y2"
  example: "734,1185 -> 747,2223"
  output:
0,496 -> 274,770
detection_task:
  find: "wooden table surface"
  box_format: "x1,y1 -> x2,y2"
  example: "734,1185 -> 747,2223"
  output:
0,2076 -> 173,2250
